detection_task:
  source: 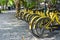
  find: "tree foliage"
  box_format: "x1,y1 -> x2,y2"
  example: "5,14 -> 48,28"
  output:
51,0 -> 57,4
0,0 -> 6,5
21,0 -> 45,8
0,0 -> 14,6
8,0 -> 14,6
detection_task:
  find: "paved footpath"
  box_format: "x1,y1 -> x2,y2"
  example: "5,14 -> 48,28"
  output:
0,10 -> 60,40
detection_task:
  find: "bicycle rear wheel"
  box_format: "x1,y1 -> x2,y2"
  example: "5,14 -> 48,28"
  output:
35,17 -> 51,37
29,16 -> 40,38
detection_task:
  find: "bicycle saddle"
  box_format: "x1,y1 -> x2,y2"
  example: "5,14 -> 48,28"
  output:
32,8 -> 37,13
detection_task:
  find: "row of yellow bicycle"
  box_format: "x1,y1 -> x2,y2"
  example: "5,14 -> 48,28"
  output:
17,7 -> 60,38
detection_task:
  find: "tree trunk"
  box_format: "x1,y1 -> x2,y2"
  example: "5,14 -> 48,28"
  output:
6,0 -> 8,9
14,0 -> 20,17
